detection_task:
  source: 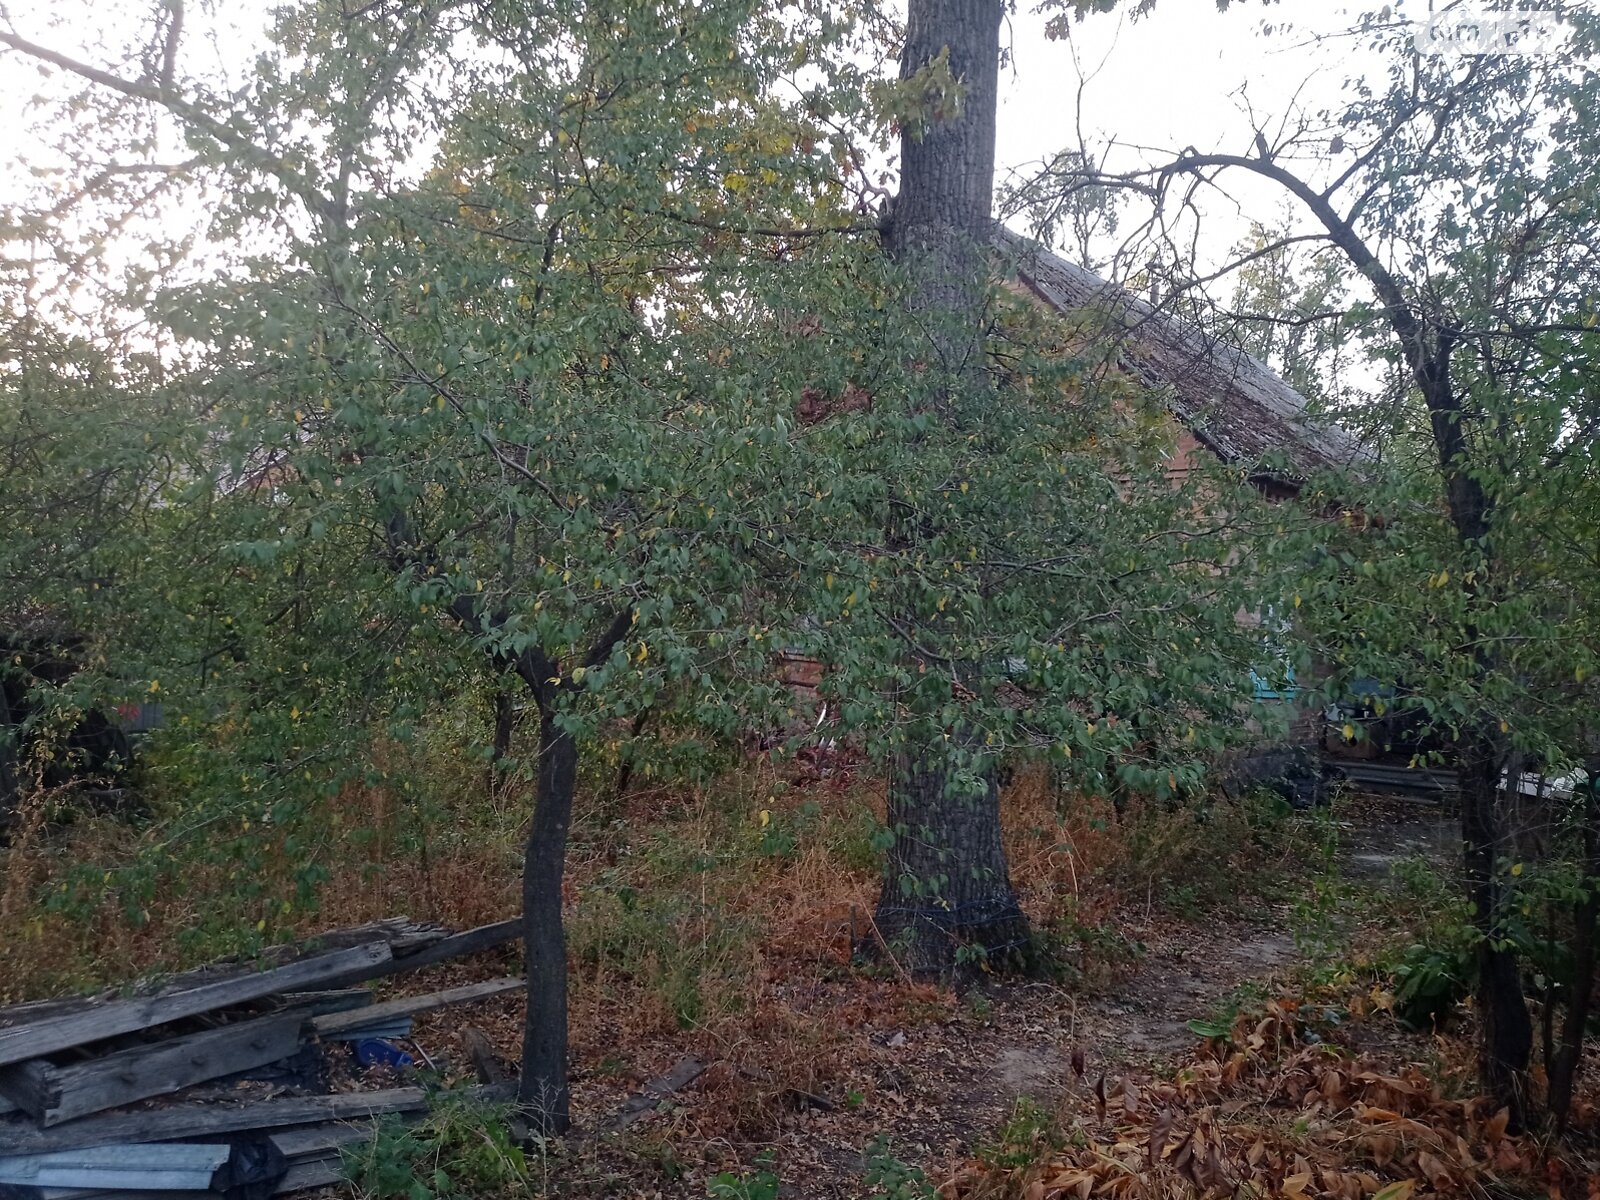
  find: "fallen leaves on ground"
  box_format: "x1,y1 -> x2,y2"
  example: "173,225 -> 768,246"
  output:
942,999 -> 1581,1200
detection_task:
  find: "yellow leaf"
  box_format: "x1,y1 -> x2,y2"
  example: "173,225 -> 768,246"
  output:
1373,1182 -> 1415,1200
1511,862 -> 1524,876
759,809 -> 771,827
1343,723 -> 1356,741
148,679 -> 161,694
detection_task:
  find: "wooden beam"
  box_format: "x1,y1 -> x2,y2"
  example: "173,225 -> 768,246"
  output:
273,1154 -> 343,1194
0,919 -> 426,1034
267,990 -> 372,1017
0,1087 -> 428,1155
0,1013 -> 306,1126
0,943 -> 391,1068
268,1113 -> 422,1162
317,919 -> 520,989
596,1057 -> 706,1133
313,979 -> 523,1037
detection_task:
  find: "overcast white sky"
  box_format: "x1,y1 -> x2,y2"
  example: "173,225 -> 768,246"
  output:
996,1 -> 1398,274
0,0 -> 1518,283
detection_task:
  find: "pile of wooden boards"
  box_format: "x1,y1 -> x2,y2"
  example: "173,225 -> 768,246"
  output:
0,916 -> 523,1199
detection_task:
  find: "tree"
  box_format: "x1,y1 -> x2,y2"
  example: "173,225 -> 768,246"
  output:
1034,5 -> 1600,1126
4,0 -> 1304,1134
869,0 -> 1029,973
2,0 -> 897,1132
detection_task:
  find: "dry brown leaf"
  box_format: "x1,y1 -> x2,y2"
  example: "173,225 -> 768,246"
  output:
1148,1109 -> 1175,1167
1482,1106 -> 1510,1143
1282,1170 -> 1315,1199
1415,1151 -> 1452,1190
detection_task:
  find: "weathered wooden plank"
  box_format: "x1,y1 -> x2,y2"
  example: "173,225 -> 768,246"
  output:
0,921 -> 426,1035
596,1057 -> 706,1133
313,979 -> 524,1037
0,944 -> 391,1069
317,920 -> 520,989
0,1014 -> 307,1126
269,1117 -> 413,1161
266,991 -> 372,1018
294,919 -> 445,957
0,1088 -> 428,1156
319,1019 -> 411,1043
272,1156 -> 342,1195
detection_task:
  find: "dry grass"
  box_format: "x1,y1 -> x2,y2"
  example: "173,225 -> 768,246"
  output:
0,751 -> 1299,1004
0,743 -> 1314,1182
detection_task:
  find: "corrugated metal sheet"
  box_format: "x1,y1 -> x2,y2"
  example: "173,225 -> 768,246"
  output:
0,1144 -> 228,1190
994,227 -> 1370,487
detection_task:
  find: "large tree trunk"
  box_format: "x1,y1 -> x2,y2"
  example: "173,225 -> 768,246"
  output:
518,707 -> 577,1134
877,754 -> 1029,973
873,0 -> 1028,975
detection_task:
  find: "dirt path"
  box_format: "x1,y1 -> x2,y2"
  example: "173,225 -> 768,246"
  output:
753,800 -> 1456,1197
738,912 -> 1301,1198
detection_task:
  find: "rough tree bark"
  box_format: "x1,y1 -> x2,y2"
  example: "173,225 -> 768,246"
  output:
518,706 -> 578,1132
1548,766 -> 1600,1133
501,608 -> 631,1136
873,0 -> 1029,975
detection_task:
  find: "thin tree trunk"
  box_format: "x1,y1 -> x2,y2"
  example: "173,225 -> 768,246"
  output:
1548,769 -> 1600,1134
491,689 -> 515,767
1459,737 -> 1534,1128
873,0 -> 1028,977
518,707 -> 577,1134
612,706 -> 652,801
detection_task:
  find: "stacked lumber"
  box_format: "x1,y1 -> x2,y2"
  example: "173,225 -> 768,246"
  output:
0,917 -> 522,1199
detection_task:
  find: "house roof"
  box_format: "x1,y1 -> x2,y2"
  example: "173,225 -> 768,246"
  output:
995,227 -> 1368,487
